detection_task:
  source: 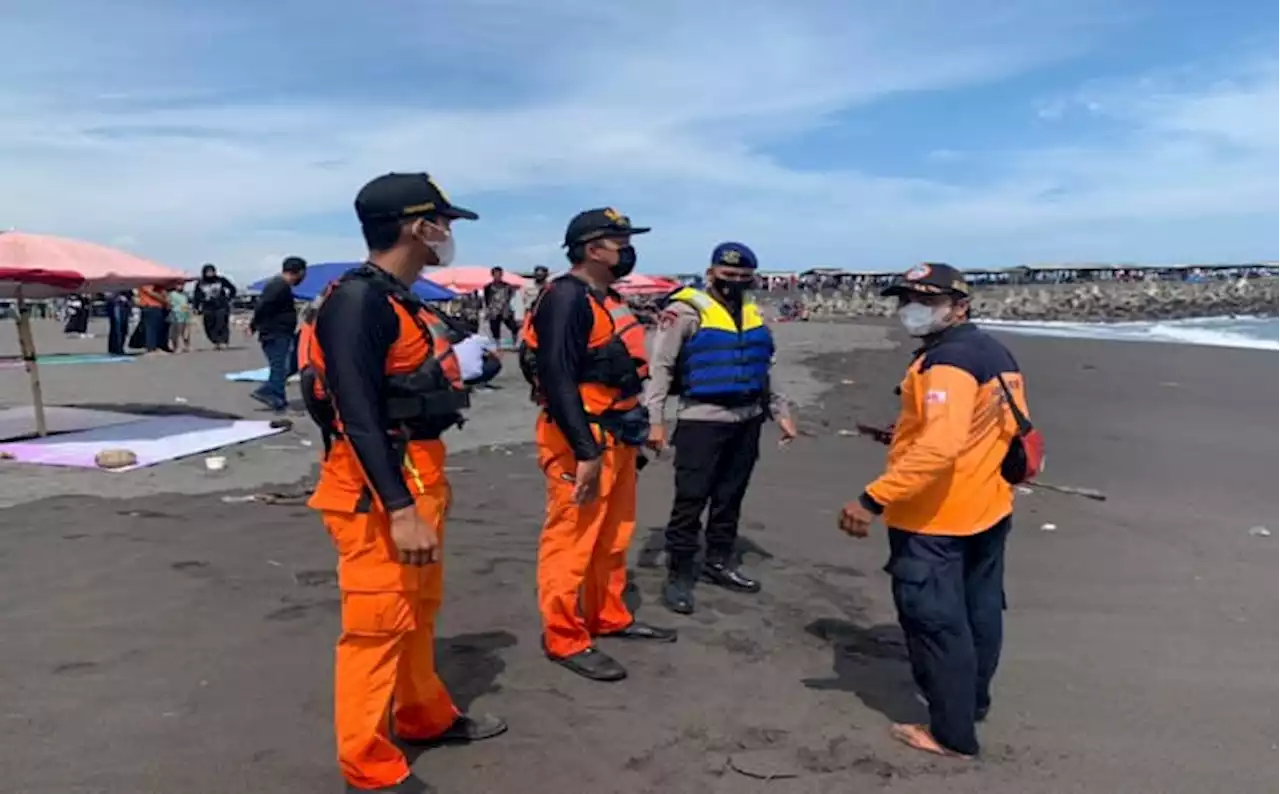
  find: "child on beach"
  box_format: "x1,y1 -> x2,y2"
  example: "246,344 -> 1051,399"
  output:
167,286 -> 192,353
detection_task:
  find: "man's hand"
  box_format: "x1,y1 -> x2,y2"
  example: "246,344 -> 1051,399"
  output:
572,457 -> 603,504
777,415 -> 798,446
855,423 -> 895,445
838,499 -> 876,538
646,423 -> 667,453
389,506 -> 440,566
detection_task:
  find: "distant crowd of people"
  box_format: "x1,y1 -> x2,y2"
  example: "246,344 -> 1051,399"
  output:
53,263 -> 243,355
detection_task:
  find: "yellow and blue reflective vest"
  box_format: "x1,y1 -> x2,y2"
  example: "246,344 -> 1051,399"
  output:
670,287 -> 775,405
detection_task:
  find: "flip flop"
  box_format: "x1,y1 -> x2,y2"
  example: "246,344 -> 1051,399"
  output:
889,723 -> 974,759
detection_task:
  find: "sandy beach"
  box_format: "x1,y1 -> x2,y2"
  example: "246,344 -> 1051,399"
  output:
0,317 -> 1275,794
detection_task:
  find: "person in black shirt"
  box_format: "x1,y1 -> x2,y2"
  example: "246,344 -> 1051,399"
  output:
482,266 -> 520,345
526,208 -> 676,683
192,263 -> 238,349
303,171 -> 506,793
249,256 -> 306,411
106,291 -> 132,355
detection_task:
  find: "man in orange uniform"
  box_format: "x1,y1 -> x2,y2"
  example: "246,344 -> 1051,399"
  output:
299,172 -> 506,793
838,263 -> 1035,760
519,208 -> 677,682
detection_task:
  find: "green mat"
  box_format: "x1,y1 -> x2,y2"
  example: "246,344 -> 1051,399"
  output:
0,353 -> 136,368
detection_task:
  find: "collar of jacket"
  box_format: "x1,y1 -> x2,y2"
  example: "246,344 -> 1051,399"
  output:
911,321 -> 977,358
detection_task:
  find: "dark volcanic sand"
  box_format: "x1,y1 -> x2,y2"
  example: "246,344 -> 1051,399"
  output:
0,331 -> 1275,794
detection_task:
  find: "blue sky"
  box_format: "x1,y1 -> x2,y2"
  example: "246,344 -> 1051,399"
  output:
1,0 -> 1276,282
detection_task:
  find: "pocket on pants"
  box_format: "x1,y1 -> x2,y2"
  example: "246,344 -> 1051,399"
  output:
341,591 -> 417,637
886,556 -> 949,631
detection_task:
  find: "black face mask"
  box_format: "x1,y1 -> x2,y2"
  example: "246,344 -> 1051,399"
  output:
609,246 -> 637,280
713,277 -> 750,301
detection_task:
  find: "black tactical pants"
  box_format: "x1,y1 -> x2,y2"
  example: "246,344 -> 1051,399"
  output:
664,416 -> 764,563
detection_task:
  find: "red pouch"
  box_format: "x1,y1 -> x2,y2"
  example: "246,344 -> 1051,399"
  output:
997,374 -> 1045,484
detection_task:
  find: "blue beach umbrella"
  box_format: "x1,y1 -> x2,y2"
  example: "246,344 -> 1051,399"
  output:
249,262 -> 457,302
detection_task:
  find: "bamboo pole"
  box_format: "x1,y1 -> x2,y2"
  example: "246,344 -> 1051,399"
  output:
13,286 -> 48,436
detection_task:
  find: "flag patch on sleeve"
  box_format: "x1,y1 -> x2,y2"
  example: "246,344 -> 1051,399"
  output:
925,390 -> 948,405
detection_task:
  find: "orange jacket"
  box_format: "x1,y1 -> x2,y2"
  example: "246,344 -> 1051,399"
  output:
299,271 -> 467,514
519,284 -> 649,415
862,324 -> 1030,536
136,286 -> 168,308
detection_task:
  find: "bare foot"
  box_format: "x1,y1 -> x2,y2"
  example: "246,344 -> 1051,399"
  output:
889,724 -> 974,759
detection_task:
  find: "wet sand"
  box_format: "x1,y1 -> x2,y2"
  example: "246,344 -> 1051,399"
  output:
0,317 -> 1275,793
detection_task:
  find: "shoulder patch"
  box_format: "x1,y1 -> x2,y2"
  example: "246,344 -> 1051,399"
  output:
658,309 -> 679,330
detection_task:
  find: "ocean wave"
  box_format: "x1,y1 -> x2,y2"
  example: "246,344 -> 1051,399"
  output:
977,316 -> 1279,351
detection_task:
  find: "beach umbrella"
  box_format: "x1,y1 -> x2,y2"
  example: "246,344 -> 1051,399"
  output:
0,231 -> 190,436
248,262 -> 457,302
615,273 -> 681,296
426,265 -> 526,294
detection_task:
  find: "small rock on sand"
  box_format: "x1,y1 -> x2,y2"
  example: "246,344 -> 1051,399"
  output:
1040,522 -> 1057,532
95,449 -> 138,470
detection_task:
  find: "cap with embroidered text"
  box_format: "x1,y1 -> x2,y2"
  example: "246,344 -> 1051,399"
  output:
711,242 -> 758,270
354,172 -> 478,225
563,207 -> 650,248
880,262 -> 971,298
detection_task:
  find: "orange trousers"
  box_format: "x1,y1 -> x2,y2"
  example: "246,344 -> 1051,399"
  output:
321,479 -> 460,791
535,414 -> 638,659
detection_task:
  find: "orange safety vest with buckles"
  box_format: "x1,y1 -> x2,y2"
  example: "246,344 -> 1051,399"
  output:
296,268 -> 470,453
518,280 -> 649,416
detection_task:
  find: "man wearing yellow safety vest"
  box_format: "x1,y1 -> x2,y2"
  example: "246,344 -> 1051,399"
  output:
645,242 -> 797,615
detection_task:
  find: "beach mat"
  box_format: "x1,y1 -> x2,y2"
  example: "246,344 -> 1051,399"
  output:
224,368 -> 301,384
0,353 -> 134,369
224,367 -> 269,382
0,406 -> 146,442
0,415 -> 286,472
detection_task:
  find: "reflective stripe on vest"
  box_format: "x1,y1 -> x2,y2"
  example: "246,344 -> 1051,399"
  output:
672,287 -> 774,400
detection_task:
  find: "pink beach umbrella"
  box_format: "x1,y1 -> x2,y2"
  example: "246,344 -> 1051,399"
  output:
425,265 -> 526,294
615,273 -> 680,296
0,231 -> 189,436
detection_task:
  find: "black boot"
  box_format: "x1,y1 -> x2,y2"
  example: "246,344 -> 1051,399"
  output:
662,556 -> 697,615
702,558 -> 761,593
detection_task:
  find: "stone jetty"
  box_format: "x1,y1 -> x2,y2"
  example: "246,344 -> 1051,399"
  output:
793,277 -> 1279,323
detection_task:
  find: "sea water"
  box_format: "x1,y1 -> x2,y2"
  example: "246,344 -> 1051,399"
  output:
977,316 -> 1279,351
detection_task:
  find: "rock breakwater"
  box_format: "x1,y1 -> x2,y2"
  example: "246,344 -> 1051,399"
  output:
794,278 -> 1278,322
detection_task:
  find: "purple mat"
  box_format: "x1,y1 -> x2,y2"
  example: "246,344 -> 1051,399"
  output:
0,415 -> 285,471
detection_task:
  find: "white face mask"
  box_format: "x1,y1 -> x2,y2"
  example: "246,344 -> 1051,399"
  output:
897,302 -> 949,337
428,234 -> 455,268
419,221 -> 456,268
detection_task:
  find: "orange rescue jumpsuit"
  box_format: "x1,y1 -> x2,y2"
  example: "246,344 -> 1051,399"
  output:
298,282 -> 467,790
521,288 -> 650,659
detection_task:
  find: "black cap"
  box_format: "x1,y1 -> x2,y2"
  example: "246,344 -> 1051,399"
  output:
881,262 -> 971,298
282,256 -> 307,274
562,207 -> 650,248
354,172 -> 478,225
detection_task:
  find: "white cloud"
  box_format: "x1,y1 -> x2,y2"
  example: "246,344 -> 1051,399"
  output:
0,0 -> 1275,281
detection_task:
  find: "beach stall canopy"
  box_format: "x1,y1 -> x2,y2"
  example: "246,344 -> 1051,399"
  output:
249,262 -> 457,302
426,265 -> 525,294
0,231 -> 190,437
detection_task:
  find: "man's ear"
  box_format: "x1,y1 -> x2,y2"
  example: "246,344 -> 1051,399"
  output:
411,217 -> 445,242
